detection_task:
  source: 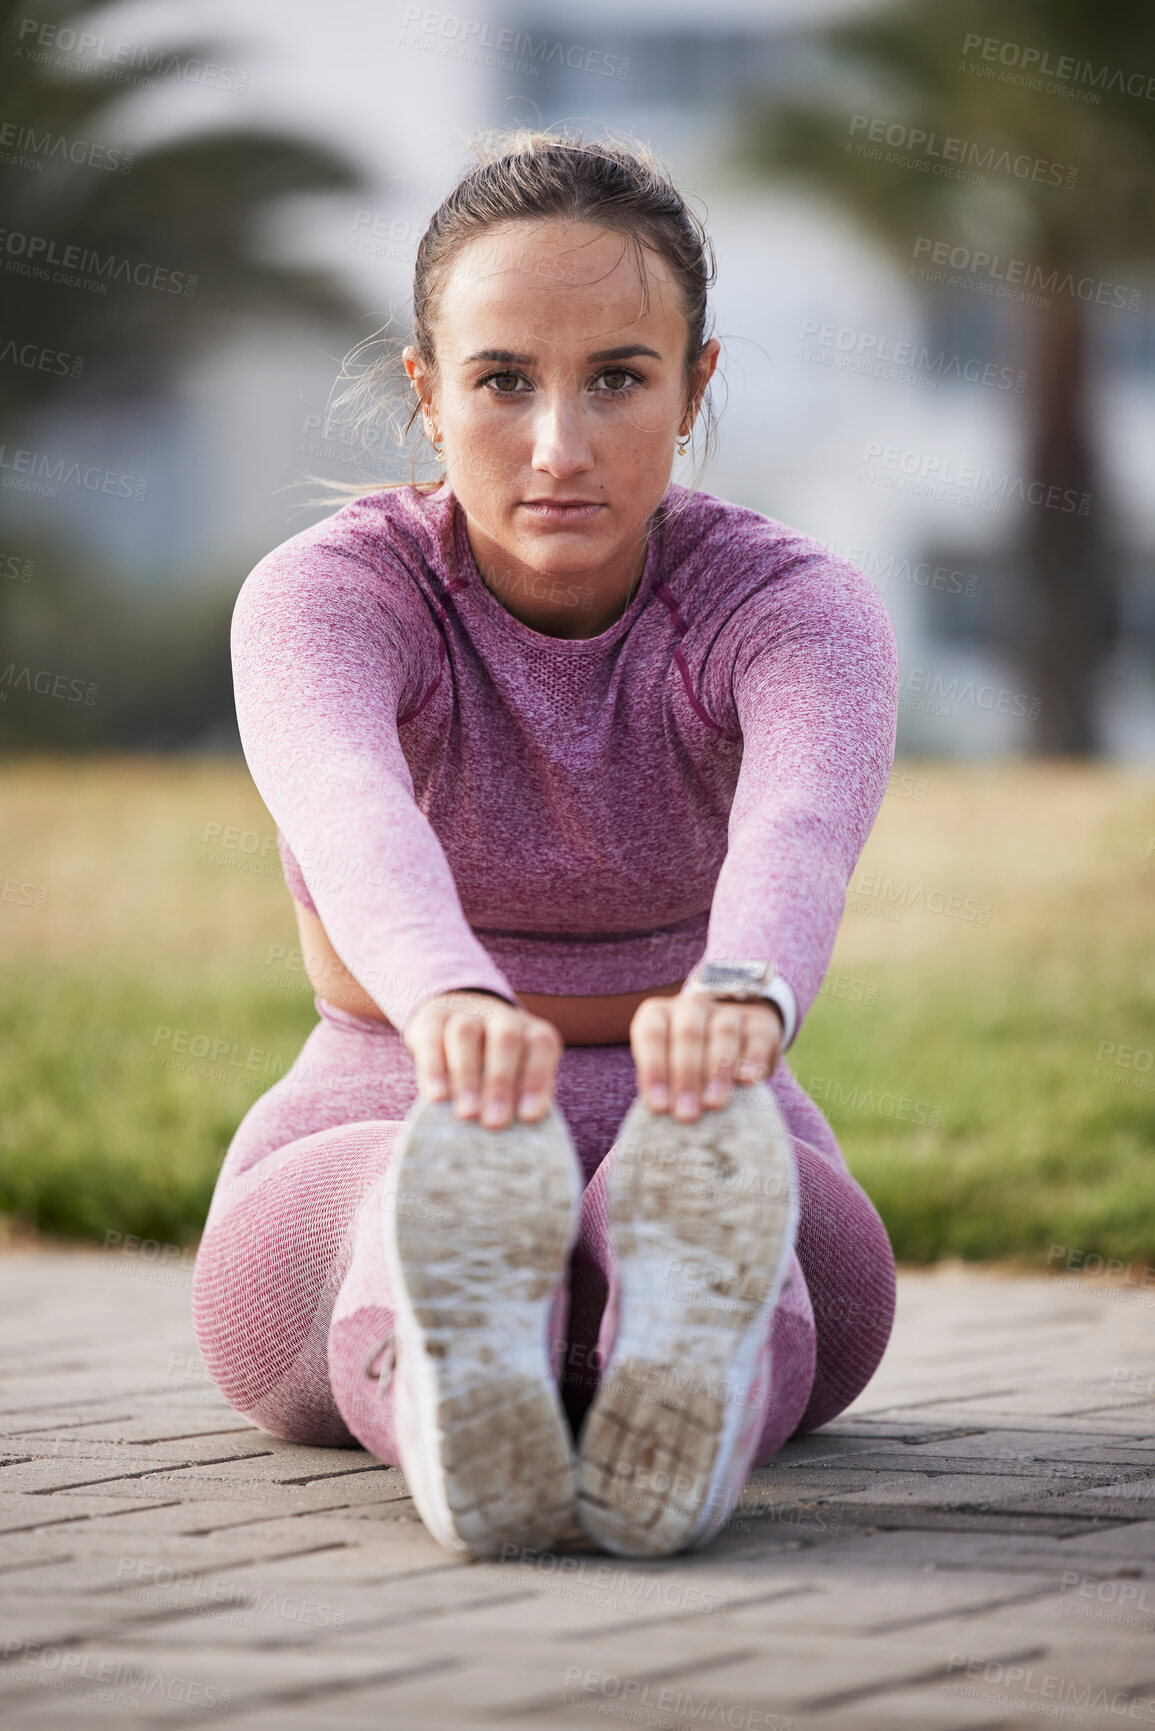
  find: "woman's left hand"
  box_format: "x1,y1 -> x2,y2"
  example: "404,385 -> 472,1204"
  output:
630,991 -> 783,1122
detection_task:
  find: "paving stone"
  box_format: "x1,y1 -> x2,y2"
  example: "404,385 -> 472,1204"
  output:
0,1640 -> 453,1721
5,1252 -> 1155,1728
1061,1518 -> 1155,1560
28,1495 -> 410,1540
0,1492 -> 190,1534
0,1437 -> 276,1470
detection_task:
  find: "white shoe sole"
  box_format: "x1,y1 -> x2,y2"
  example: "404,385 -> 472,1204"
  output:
382,1096 -> 582,1559
576,1083 -> 797,1558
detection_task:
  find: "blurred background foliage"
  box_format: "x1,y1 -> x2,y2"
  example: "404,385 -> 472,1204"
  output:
2,0 -> 1154,750
0,0 -> 1152,1255
743,0 -> 1155,752
2,756 -> 1152,1264
0,0 -> 364,745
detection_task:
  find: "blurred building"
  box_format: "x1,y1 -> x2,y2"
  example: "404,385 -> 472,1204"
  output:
10,0 -> 1154,755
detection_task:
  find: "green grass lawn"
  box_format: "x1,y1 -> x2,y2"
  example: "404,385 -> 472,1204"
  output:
795,965 -> 1155,1265
0,964 -> 314,1245
1,755 -> 1153,1264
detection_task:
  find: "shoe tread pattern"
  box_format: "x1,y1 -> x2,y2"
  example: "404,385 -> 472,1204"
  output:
388,1099 -> 581,1557
577,1086 -> 795,1557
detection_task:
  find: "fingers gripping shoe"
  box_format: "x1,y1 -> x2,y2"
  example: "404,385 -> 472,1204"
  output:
576,1082 -> 798,1558
381,1096 -> 583,1559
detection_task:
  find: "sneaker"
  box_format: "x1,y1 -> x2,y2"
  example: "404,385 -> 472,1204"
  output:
576,1081 -> 798,1557
381,1095 -> 582,1558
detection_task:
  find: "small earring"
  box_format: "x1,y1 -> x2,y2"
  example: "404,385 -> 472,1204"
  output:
676,436 -> 689,456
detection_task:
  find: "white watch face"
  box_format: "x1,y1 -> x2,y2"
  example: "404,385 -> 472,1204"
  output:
696,962 -> 767,990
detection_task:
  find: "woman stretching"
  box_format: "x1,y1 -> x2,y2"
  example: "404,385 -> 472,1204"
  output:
192,127 -> 899,1562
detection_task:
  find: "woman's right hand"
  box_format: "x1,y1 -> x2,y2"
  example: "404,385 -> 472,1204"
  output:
403,990 -> 563,1130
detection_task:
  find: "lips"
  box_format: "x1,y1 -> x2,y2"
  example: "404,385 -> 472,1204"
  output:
519,499 -> 605,522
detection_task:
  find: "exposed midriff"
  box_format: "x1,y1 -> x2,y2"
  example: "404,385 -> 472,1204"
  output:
292,902 -> 683,1044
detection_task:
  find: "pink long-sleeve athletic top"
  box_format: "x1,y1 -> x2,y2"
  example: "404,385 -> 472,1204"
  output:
231,478 -> 898,1045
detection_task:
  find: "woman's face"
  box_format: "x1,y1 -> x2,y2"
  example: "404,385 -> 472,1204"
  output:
405,218 -> 718,625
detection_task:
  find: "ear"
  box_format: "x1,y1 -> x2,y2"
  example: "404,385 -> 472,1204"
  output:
688,336 -> 721,419
403,345 -> 435,414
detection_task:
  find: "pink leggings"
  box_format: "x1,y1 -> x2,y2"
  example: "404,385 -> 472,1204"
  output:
192,997 -> 896,1468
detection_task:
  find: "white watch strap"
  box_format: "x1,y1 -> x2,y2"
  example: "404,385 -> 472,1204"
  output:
686,963 -> 798,1050
763,973 -> 797,1050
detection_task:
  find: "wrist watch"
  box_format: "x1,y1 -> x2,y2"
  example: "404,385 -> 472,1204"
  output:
683,960 -> 797,1049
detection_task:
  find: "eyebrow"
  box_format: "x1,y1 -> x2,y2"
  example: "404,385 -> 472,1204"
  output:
460,344 -> 663,366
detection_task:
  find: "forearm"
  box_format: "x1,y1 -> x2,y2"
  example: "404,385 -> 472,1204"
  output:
232,556 -> 518,1031
701,563 -> 899,1043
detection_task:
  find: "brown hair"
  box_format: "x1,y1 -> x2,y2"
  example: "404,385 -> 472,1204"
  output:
303,124 -> 719,508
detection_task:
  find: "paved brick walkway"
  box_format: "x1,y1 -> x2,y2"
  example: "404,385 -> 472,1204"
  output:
2,1247 -> 1154,1730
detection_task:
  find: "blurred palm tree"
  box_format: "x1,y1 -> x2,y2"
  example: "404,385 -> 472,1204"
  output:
0,0 -> 364,421
0,0 -> 368,746
741,0 -> 1155,754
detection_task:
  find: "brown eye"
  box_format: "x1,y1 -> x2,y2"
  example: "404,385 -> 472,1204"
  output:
596,368 -> 642,397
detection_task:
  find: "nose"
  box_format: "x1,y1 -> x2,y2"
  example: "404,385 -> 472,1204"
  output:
530,391 -> 595,480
